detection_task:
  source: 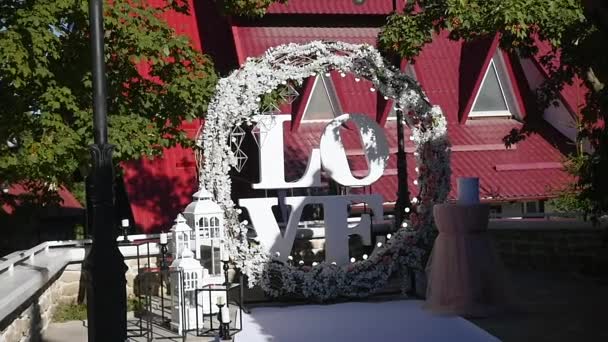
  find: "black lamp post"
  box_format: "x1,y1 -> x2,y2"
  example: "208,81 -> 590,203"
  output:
394,108 -> 411,226
388,0 -> 417,296
159,233 -> 169,324
389,0 -> 412,228
83,0 -> 128,341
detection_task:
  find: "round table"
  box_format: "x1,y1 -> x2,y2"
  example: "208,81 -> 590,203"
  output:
424,203 -> 512,317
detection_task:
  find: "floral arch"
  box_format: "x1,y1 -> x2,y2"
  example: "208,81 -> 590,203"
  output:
195,41 -> 451,300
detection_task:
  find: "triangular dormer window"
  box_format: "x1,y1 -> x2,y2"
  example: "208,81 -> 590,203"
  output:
302,75 -> 342,121
469,50 -> 521,119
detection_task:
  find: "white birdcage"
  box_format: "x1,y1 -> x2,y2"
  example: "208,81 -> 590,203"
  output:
183,186 -> 225,281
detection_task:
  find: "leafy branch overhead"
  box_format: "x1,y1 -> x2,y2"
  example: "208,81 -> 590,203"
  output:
381,1 -> 608,218
0,0 -> 218,200
214,0 -> 288,17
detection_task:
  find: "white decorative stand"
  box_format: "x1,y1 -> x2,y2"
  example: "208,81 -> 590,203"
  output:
425,177 -> 512,317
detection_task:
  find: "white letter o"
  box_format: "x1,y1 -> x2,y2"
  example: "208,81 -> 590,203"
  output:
320,114 -> 389,187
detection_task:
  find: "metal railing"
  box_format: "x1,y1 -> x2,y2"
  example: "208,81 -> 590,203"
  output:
489,212 -> 589,220
0,233 -> 163,275
0,241 -> 51,274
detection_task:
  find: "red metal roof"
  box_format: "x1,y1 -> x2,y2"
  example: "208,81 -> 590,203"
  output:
2,184 -> 82,215
120,1 -> 206,233
531,38 -> 588,118
267,0 -> 401,15
457,35 -> 500,123
230,25 -> 573,201
123,8 -> 576,231
412,31 -> 523,123
282,120 -> 572,202
332,72 -> 378,116
147,0 -> 203,50
122,121 -> 201,232
232,26 -> 380,64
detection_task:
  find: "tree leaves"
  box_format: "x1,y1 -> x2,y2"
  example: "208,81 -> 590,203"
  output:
0,0 -> 218,205
376,1 -> 608,216
214,0 -> 288,17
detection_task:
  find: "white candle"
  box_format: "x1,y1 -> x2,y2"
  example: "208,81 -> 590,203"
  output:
216,295 -> 225,306
160,233 -> 167,245
220,305 -> 231,324
121,219 -> 129,228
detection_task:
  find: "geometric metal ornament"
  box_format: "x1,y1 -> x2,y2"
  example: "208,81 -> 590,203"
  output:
260,101 -> 280,115
230,125 -> 246,150
251,115 -> 277,148
280,83 -> 299,104
233,148 -> 248,172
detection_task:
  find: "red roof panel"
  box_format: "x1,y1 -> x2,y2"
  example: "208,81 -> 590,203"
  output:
122,20 -> 575,230
267,0 -> 400,15
457,35 -> 499,122
331,72 -> 377,116
147,0 -> 203,50
232,26 -> 380,64
281,119 -> 571,202
2,184 -> 82,215
122,121 -> 202,233
531,38 -> 588,117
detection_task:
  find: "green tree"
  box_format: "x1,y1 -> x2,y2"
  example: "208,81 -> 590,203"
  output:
222,0 -> 608,218
0,0 -> 217,205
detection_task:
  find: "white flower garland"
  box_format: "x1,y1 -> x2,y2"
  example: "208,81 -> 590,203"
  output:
196,41 -> 451,300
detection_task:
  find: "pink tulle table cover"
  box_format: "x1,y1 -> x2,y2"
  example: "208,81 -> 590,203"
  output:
424,203 -> 512,317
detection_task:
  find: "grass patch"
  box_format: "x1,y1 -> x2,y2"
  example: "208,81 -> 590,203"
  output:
53,303 -> 87,322
52,297 -> 145,322
127,297 -> 144,313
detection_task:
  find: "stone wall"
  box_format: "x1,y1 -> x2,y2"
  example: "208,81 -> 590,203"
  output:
0,274 -> 62,342
0,256 -> 158,342
490,226 -> 607,274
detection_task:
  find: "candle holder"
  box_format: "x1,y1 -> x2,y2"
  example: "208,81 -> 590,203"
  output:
195,281 -> 243,338
159,235 -> 169,325
222,258 -> 230,286
121,219 -> 131,244
220,321 -> 231,340
160,239 -> 169,271
216,302 -> 231,340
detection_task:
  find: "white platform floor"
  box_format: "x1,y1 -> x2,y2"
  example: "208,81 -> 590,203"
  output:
43,300 -> 498,342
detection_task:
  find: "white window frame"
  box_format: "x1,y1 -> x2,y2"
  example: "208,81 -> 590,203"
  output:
469,48 -> 525,120
301,75 -> 343,122
469,59 -> 512,118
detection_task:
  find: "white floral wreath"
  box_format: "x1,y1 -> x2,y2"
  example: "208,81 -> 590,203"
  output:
197,41 -> 451,300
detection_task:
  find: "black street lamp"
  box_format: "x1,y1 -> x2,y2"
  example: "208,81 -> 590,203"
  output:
388,0 -> 417,296
388,0 -> 412,229
83,0 -> 128,341
394,106 -> 411,228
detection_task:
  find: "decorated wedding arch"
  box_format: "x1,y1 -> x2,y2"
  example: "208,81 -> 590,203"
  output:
195,41 -> 451,300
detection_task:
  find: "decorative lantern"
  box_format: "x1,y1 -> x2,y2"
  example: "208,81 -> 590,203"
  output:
169,220 -> 205,334
183,186 -> 225,282
170,214 -> 192,259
